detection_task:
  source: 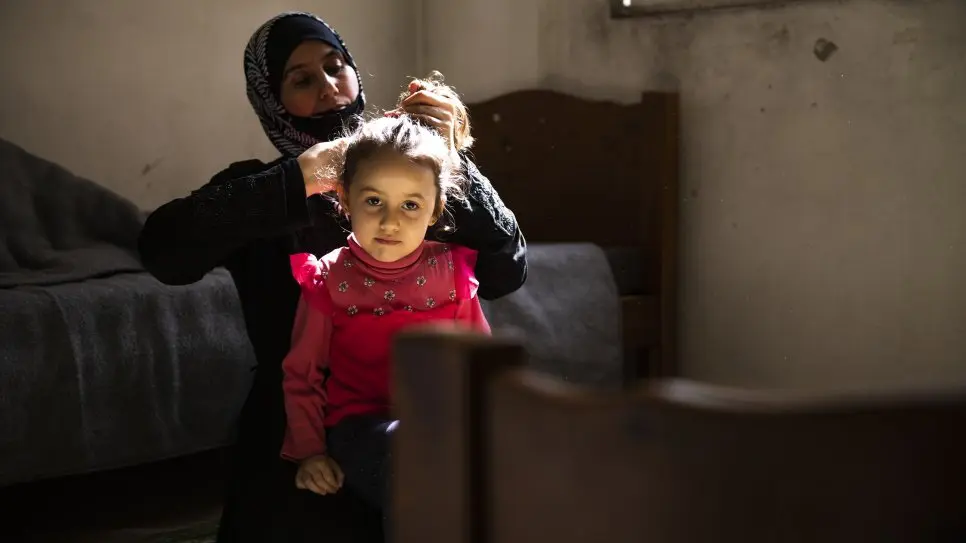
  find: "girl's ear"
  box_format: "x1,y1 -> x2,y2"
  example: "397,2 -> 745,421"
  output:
337,185 -> 350,216
431,196 -> 445,225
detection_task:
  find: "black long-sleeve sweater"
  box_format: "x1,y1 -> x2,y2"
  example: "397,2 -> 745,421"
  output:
137,155 -> 527,376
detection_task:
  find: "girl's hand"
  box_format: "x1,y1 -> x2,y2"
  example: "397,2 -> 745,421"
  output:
298,137 -> 349,197
295,454 -> 345,495
387,80 -> 458,150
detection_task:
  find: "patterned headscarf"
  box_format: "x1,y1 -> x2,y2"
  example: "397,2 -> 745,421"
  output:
244,12 -> 367,157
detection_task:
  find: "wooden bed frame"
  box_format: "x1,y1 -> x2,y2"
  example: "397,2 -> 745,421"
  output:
391,329 -> 966,542
466,90 -> 680,380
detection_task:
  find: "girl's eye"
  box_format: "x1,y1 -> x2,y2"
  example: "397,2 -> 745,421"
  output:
293,76 -> 313,89
402,201 -> 419,211
366,197 -> 381,206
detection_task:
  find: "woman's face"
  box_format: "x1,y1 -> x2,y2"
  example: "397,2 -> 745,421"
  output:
280,40 -> 360,118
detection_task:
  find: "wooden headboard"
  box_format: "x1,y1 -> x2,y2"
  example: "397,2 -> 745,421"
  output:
467,90 -> 680,378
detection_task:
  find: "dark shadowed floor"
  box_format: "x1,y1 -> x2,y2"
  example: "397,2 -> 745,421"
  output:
0,449 -> 226,543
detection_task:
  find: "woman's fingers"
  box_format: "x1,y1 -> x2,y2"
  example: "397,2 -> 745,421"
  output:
384,109 -> 447,130
388,90 -> 457,148
410,114 -> 445,129
298,137 -> 349,195
402,103 -> 452,122
401,90 -> 453,113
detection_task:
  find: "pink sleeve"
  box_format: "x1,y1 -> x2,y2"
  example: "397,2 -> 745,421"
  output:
290,253 -> 320,286
450,245 -> 480,299
465,296 -> 491,334
281,296 -> 331,461
451,245 -> 490,334
290,252 -> 334,314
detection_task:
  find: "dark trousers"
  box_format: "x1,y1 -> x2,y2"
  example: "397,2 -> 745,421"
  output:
216,369 -> 384,543
327,414 -> 399,542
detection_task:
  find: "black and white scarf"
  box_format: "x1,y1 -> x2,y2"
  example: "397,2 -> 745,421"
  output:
243,12 -> 366,157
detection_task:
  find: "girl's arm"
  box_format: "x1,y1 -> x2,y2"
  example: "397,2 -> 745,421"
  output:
438,155 -> 527,301
281,296 -> 332,461
137,158 -> 312,285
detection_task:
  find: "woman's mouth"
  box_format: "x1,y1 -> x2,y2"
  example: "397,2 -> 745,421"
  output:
316,101 -> 351,115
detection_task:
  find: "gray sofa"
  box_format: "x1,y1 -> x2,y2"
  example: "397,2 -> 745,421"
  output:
0,139 -> 255,486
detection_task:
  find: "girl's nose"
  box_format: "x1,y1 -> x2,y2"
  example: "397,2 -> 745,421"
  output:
380,211 -> 401,232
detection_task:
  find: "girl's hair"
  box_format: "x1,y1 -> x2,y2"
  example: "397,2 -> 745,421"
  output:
336,72 -> 471,222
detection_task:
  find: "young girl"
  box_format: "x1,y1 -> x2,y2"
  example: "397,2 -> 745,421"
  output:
279,75 -> 490,537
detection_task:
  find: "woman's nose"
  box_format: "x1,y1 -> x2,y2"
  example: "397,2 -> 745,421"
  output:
320,74 -> 339,100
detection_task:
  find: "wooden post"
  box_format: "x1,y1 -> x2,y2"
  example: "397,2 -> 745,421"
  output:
391,325 -> 526,543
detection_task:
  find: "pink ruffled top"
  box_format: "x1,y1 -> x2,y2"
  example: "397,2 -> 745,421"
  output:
280,235 -> 490,460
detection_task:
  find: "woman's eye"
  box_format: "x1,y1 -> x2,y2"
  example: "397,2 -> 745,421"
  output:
324,62 -> 345,77
366,197 -> 381,206
293,76 -> 312,89
402,201 -> 419,211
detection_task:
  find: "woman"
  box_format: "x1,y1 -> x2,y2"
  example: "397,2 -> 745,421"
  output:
137,12 -> 527,543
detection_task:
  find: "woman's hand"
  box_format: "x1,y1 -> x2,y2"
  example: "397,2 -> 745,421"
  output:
387,80 -> 459,150
295,454 -> 345,495
298,137 -> 349,198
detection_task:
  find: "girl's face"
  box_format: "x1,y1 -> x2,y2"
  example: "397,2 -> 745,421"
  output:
341,151 -> 439,263
280,40 -> 360,117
